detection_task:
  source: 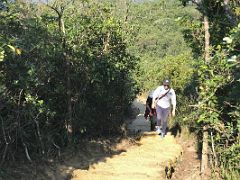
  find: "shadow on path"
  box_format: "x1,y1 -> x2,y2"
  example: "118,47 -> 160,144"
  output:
2,98 -> 144,180
3,96 -> 183,180
43,98 -> 150,180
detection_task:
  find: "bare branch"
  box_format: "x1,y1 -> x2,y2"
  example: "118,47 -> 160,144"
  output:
46,3 -> 61,17
223,101 -> 238,108
16,89 -> 23,152
189,104 -> 220,113
53,141 -> 61,157
210,131 -> 218,167
1,116 -> 9,144
23,143 -> 32,162
34,113 -> 45,155
0,144 -> 8,166
1,116 -> 9,166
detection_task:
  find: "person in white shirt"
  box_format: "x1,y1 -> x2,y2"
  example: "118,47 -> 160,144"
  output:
152,79 -> 176,138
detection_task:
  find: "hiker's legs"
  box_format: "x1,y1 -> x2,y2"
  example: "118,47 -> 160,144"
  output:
160,107 -> 170,136
144,97 -> 152,119
150,108 -> 156,131
150,116 -> 155,131
156,105 -> 163,127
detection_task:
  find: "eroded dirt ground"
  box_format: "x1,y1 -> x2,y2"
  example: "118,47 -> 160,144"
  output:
69,98 -> 182,180
3,97 -> 203,180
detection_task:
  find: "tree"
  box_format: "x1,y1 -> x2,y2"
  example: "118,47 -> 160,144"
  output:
180,0 -> 240,177
0,0 -> 139,166
45,0 -> 74,143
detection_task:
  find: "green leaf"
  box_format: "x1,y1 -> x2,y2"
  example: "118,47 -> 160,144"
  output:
0,50 -> 4,61
7,45 -> 16,52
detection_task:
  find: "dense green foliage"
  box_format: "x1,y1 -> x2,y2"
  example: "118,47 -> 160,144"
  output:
1,0 -> 240,179
0,1 -> 138,163
128,0 -> 199,92
179,0 -> 240,178
190,26 -> 240,179
127,0 -> 201,129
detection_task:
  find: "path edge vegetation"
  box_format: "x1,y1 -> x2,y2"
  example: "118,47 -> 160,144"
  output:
0,0 -> 240,179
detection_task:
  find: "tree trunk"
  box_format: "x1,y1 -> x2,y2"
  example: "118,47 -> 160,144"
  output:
201,125 -> 208,175
59,13 -> 72,143
66,54 -> 73,143
124,0 -> 129,22
204,15 -> 210,63
200,14 -> 210,176
46,1 -> 73,144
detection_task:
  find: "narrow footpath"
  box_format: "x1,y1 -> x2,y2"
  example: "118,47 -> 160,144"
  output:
71,98 -> 183,180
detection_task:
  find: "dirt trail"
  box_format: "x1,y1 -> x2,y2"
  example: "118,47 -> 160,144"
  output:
71,98 -> 183,180
3,97 -> 202,180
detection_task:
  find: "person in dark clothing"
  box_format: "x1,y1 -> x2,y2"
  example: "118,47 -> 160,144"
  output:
144,91 -> 156,131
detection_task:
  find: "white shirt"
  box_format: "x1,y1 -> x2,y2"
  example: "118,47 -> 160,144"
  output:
152,85 -> 176,108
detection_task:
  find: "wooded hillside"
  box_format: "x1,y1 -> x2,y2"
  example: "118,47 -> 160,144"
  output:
0,0 -> 239,179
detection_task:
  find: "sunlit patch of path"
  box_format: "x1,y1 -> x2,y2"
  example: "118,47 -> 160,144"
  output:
71,98 -> 182,180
